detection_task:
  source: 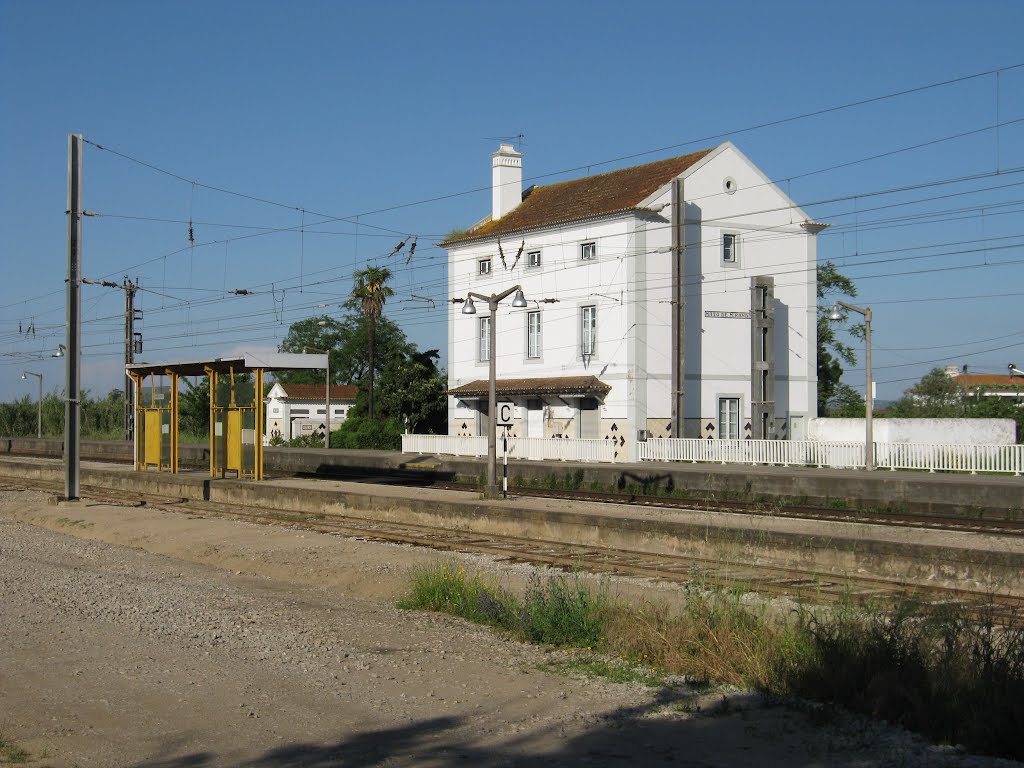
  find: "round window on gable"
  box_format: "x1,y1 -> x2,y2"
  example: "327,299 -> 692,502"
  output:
723,176 -> 738,195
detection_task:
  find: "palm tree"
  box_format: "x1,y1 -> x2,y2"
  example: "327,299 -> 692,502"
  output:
351,266 -> 394,419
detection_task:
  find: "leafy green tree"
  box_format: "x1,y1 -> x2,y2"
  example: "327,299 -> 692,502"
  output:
176,373 -> 256,442
375,349 -> 447,433
0,395 -> 36,436
817,262 -> 863,415
825,382 -> 866,417
888,367 -> 964,418
179,377 -> 211,438
275,315 -> 346,386
2,388 -> 127,439
276,312 -> 412,387
330,414 -> 404,450
351,266 -> 395,419
967,395 -> 1024,443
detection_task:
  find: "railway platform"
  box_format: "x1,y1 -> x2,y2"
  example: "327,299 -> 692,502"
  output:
2,452 -> 1023,606
3,436 -> 1021,516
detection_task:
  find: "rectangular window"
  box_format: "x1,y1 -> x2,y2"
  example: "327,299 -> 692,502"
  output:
478,258 -> 492,275
478,316 -> 491,361
580,305 -> 597,356
718,397 -> 740,440
527,311 -> 541,358
580,242 -> 597,261
722,233 -> 738,263
527,250 -> 541,268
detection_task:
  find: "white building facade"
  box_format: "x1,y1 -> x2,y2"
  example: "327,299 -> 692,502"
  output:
444,142 -> 822,461
265,382 -> 358,441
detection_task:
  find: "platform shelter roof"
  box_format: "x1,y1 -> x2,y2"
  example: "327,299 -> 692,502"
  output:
126,352 -> 328,378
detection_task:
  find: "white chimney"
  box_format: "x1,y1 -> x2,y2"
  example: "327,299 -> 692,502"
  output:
492,143 -> 523,221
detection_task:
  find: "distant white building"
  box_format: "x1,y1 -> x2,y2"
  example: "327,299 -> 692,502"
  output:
946,366 -> 1024,401
443,142 -> 824,461
265,382 -> 358,441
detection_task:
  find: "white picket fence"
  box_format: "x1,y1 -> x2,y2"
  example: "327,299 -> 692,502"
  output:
402,434 -> 1023,474
638,438 -> 1024,475
402,434 -> 620,463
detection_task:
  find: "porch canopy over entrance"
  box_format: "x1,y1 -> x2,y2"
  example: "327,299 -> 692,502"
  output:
127,352 -> 327,481
449,375 -> 611,439
448,375 -> 610,399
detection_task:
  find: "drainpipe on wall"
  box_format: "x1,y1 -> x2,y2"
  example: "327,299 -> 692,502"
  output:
671,178 -> 686,438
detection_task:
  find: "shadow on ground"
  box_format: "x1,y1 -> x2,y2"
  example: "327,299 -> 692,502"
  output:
132,689 -> 897,768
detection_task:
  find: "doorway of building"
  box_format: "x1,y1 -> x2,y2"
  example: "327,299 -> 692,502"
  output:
577,397 -> 600,439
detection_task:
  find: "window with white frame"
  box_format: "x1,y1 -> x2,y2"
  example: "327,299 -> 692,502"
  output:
580,242 -> 597,261
478,316 -> 491,361
722,233 -> 738,264
478,257 -> 492,275
718,397 -> 740,439
527,250 -> 541,268
580,305 -> 597,356
527,310 -> 541,358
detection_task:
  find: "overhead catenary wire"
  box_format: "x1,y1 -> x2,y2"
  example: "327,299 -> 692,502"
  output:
6,64 -> 1022,387
9,79 -> 1024,323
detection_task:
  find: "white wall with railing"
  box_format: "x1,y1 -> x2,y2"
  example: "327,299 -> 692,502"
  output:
402,434 -> 1023,475
638,438 -> 1023,475
402,434 -> 619,463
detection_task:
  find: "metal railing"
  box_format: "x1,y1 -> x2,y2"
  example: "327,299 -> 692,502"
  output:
402,434 -> 487,457
401,434 -> 619,463
402,435 -> 1023,474
639,438 -> 1023,475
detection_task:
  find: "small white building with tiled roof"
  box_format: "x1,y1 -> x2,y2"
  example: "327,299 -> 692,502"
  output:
443,142 -> 823,460
265,382 -> 359,441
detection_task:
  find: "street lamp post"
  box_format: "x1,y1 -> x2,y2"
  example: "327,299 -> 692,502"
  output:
21,371 -> 43,438
455,285 -> 527,498
831,301 -> 873,470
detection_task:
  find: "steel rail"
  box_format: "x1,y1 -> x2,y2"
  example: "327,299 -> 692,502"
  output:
3,477 -> 1021,627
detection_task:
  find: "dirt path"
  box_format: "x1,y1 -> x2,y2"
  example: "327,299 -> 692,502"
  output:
0,489 -> 1017,768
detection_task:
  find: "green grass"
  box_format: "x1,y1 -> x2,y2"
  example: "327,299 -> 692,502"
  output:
399,561 -> 1024,760
544,656 -> 667,687
399,562 -> 604,647
0,734 -> 29,764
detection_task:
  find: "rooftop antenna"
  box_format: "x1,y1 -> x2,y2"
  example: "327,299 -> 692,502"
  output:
483,133 -> 526,152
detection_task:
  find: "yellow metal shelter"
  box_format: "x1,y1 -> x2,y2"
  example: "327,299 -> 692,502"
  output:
126,353 -> 328,481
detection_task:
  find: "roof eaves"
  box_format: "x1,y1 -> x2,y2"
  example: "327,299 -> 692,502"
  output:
442,208 -> 647,248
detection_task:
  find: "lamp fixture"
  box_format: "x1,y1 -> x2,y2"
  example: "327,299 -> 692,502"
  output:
462,296 -> 477,315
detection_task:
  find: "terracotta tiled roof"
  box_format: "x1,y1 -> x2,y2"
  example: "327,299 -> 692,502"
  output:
951,373 -> 1024,389
278,384 -> 359,401
442,147 -> 717,246
448,376 -> 611,398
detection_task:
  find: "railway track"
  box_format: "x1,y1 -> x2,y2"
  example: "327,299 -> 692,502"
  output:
294,468 -> 1024,536
437,483 -> 1024,535
4,475 -> 1023,627
7,447 -> 1021,536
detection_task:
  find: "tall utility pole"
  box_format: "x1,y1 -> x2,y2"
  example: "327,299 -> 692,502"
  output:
123,277 -> 140,440
82,276 -> 141,440
65,133 -> 83,501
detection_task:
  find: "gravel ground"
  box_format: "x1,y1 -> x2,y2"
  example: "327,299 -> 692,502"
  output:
0,488 -> 1020,768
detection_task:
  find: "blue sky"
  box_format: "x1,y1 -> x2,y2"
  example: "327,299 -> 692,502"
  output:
2,0 -> 1023,405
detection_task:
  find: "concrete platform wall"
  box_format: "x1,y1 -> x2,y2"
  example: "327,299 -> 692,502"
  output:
2,436 -> 1021,517
2,455 -> 1023,598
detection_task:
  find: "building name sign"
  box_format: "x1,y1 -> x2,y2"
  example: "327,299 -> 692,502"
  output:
704,310 -> 751,320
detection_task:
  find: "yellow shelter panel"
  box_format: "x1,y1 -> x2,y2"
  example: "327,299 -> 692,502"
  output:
144,410 -> 162,467
227,410 -> 242,471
